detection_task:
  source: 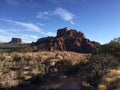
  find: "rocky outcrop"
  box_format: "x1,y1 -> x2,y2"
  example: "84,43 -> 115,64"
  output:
33,27 -> 100,53
9,37 -> 22,44
57,27 -> 85,38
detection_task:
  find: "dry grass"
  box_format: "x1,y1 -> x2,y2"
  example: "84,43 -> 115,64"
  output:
0,51 -> 88,88
104,68 -> 120,82
100,67 -> 120,90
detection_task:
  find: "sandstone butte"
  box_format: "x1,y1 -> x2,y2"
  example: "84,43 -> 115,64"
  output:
32,27 -> 100,53
9,37 -> 23,44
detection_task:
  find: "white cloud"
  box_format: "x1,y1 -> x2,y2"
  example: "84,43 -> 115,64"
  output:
0,28 -> 38,43
0,29 -> 7,34
36,12 -> 45,19
0,35 -> 11,42
0,29 -> 10,42
54,7 -> 74,24
9,29 -> 20,32
54,8 -> 74,21
0,18 -> 41,32
43,11 -> 51,15
70,21 -> 74,24
40,31 -> 56,36
36,7 -> 75,24
0,28 -> 15,42
19,34 -> 38,43
36,11 -> 51,19
46,32 -> 56,36
37,23 -> 46,26
0,19 -> 56,42
19,23 -> 40,32
0,28 -> 14,36
30,35 -> 38,39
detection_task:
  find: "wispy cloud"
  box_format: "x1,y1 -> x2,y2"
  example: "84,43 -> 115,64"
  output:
0,18 -> 55,42
19,34 -> 39,43
0,29 -> 7,34
0,28 -> 15,42
0,28 -> 39,43
0,28 -> 14,36
36,7 -> 75,24
45,32 -> 56,36
0,35 -> 11,42
37,23 -> 46,26
70,21 -> 74,24
0,18 -> 41,32
54,7 -> 75,24
36,11 -> 51,19
30,35 -> 38,39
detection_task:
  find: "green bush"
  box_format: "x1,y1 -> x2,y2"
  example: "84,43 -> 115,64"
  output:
66,59 -> 90,77
85,55 -> 118,89
93,37 -> 120,63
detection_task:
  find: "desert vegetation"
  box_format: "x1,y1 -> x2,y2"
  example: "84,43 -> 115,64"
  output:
0,51 -> 88,89
0,38 -> 120,90
0,43 -> 33,53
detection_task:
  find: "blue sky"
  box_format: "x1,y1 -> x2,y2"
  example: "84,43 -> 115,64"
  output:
0,0 -> 120,44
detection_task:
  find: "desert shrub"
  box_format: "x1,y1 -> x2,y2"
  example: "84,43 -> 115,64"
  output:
32,62 -> 46,76
66,54 -> 119,89
31,59 -> 73,83
13,55 -> 22,62
66,58 -> 90,77
54,60 -> 72,77
84,55 -> 119,89
30,61 -> 46,84
44,60 -> 72,81
93,38 -> 120,63
0,55 -> 5,61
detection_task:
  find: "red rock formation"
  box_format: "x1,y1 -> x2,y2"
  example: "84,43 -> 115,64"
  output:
33,27 -> 100,53
57,27 -> 85,38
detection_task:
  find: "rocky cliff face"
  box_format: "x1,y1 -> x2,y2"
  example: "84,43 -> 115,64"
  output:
57,27 -> 85,38
33,27 -> 100,53
9,38 -> 23,44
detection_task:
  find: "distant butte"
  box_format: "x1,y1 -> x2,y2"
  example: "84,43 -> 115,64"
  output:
32,27 -> 100,53
9,37 -> 23,44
